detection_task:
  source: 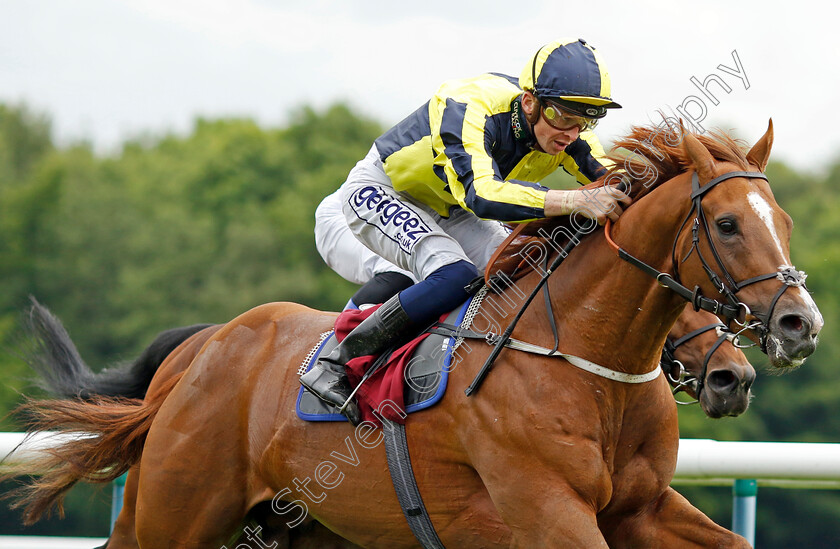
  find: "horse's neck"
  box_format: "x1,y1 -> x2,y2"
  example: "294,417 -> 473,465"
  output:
511,174 -> 694,375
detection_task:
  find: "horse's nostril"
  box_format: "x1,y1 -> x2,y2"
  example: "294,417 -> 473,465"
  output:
780,314 -> 808,336
707,370 -> 738,392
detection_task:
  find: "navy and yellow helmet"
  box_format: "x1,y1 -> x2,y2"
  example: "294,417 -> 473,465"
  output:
520,38 -> 621,119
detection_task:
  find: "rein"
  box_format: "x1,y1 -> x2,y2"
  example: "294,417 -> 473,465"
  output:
605,169 -> 809,353
465,212 -> 597,396
462,211 -> 672,394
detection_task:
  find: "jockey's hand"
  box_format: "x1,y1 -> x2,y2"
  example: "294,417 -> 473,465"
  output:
544,186 -> 632,224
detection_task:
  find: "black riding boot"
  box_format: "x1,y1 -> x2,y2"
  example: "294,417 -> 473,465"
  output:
300,295 -> 413,424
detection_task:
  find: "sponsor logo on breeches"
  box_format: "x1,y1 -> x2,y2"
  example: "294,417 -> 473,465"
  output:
349,185 -> 431,254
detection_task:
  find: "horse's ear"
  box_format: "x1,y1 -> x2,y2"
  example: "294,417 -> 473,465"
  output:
746,118 -> 774,172
681,128 -> 716,182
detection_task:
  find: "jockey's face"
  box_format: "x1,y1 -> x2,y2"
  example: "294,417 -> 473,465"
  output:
522,91 -> 580,155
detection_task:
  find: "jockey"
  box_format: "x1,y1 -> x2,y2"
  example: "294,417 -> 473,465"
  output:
301,38 -> 629,423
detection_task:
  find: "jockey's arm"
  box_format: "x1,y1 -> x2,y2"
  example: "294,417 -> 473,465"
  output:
438,99 -> 627,224
437,102 -> 549,223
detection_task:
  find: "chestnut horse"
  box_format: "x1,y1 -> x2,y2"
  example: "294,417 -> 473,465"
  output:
7,122 -> 821,548
15,298 -> 754,549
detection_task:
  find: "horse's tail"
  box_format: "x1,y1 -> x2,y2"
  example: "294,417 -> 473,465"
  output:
3,375 -> 182,525
3,298 -> 210,524
23,297 -> 212,399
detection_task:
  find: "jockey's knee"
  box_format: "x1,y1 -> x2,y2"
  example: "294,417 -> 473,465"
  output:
398,260 -> 478,324
350,272 -> 415,309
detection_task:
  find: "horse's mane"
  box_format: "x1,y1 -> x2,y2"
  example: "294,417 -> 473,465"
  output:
609,123 -> 751,201
489,123 -> 752,280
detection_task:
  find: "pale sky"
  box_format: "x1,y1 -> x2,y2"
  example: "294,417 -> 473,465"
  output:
2,0 -> 837,172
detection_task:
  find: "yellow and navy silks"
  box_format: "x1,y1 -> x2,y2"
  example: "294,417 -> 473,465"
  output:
373,73 -> 611,223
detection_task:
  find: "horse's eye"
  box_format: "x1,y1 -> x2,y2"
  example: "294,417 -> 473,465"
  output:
716,218 -> 738,236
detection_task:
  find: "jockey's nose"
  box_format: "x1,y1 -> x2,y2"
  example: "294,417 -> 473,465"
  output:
558,126 -> 580,140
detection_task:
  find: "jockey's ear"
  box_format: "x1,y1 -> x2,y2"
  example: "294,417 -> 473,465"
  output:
521,91 -> 538,119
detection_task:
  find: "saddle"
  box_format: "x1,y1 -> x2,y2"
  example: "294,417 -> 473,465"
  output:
296,292 -> 481,425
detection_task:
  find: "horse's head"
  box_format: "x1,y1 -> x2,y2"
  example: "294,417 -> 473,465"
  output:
675,121 -> 823,369
666,305 -> 755,418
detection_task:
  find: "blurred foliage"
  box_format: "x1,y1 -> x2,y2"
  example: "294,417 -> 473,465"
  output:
1,103 -> 839,546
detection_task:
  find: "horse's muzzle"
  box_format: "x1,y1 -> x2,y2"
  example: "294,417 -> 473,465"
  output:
766,299 -> 823,368
700,362 -> 755,418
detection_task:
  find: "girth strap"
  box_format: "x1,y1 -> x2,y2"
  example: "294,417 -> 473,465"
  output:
381,419 -> 446,549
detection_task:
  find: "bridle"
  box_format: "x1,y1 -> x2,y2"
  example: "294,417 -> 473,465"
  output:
606,169 -> 809,354
466,167 -> 808,397
661,322 -> 747,405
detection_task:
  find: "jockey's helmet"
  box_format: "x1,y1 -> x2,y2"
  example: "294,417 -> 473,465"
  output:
520,38 -> 621,121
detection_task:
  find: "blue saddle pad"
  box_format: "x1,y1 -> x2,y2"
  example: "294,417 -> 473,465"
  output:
295,294 -> 476,422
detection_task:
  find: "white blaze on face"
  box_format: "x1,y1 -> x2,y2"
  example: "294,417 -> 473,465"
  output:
747,191 -> 786,259
747,191 -> 824,332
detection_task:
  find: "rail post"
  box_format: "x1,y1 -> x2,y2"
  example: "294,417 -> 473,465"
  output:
110,472 -> 127,532
732,478 -> 757,546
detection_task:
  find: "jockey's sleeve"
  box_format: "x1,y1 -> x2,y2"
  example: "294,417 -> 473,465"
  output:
437,105 -> 613,222
375,74 -> 613,223
437,97 -> 550,222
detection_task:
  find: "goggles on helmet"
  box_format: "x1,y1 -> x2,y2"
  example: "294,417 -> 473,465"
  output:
537,97 -> 599,132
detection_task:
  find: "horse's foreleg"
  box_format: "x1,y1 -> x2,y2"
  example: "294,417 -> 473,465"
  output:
223,515 -> 361,549
485,482 -> 608,548
600,487 -> 751,549
510,497 -> 607,548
